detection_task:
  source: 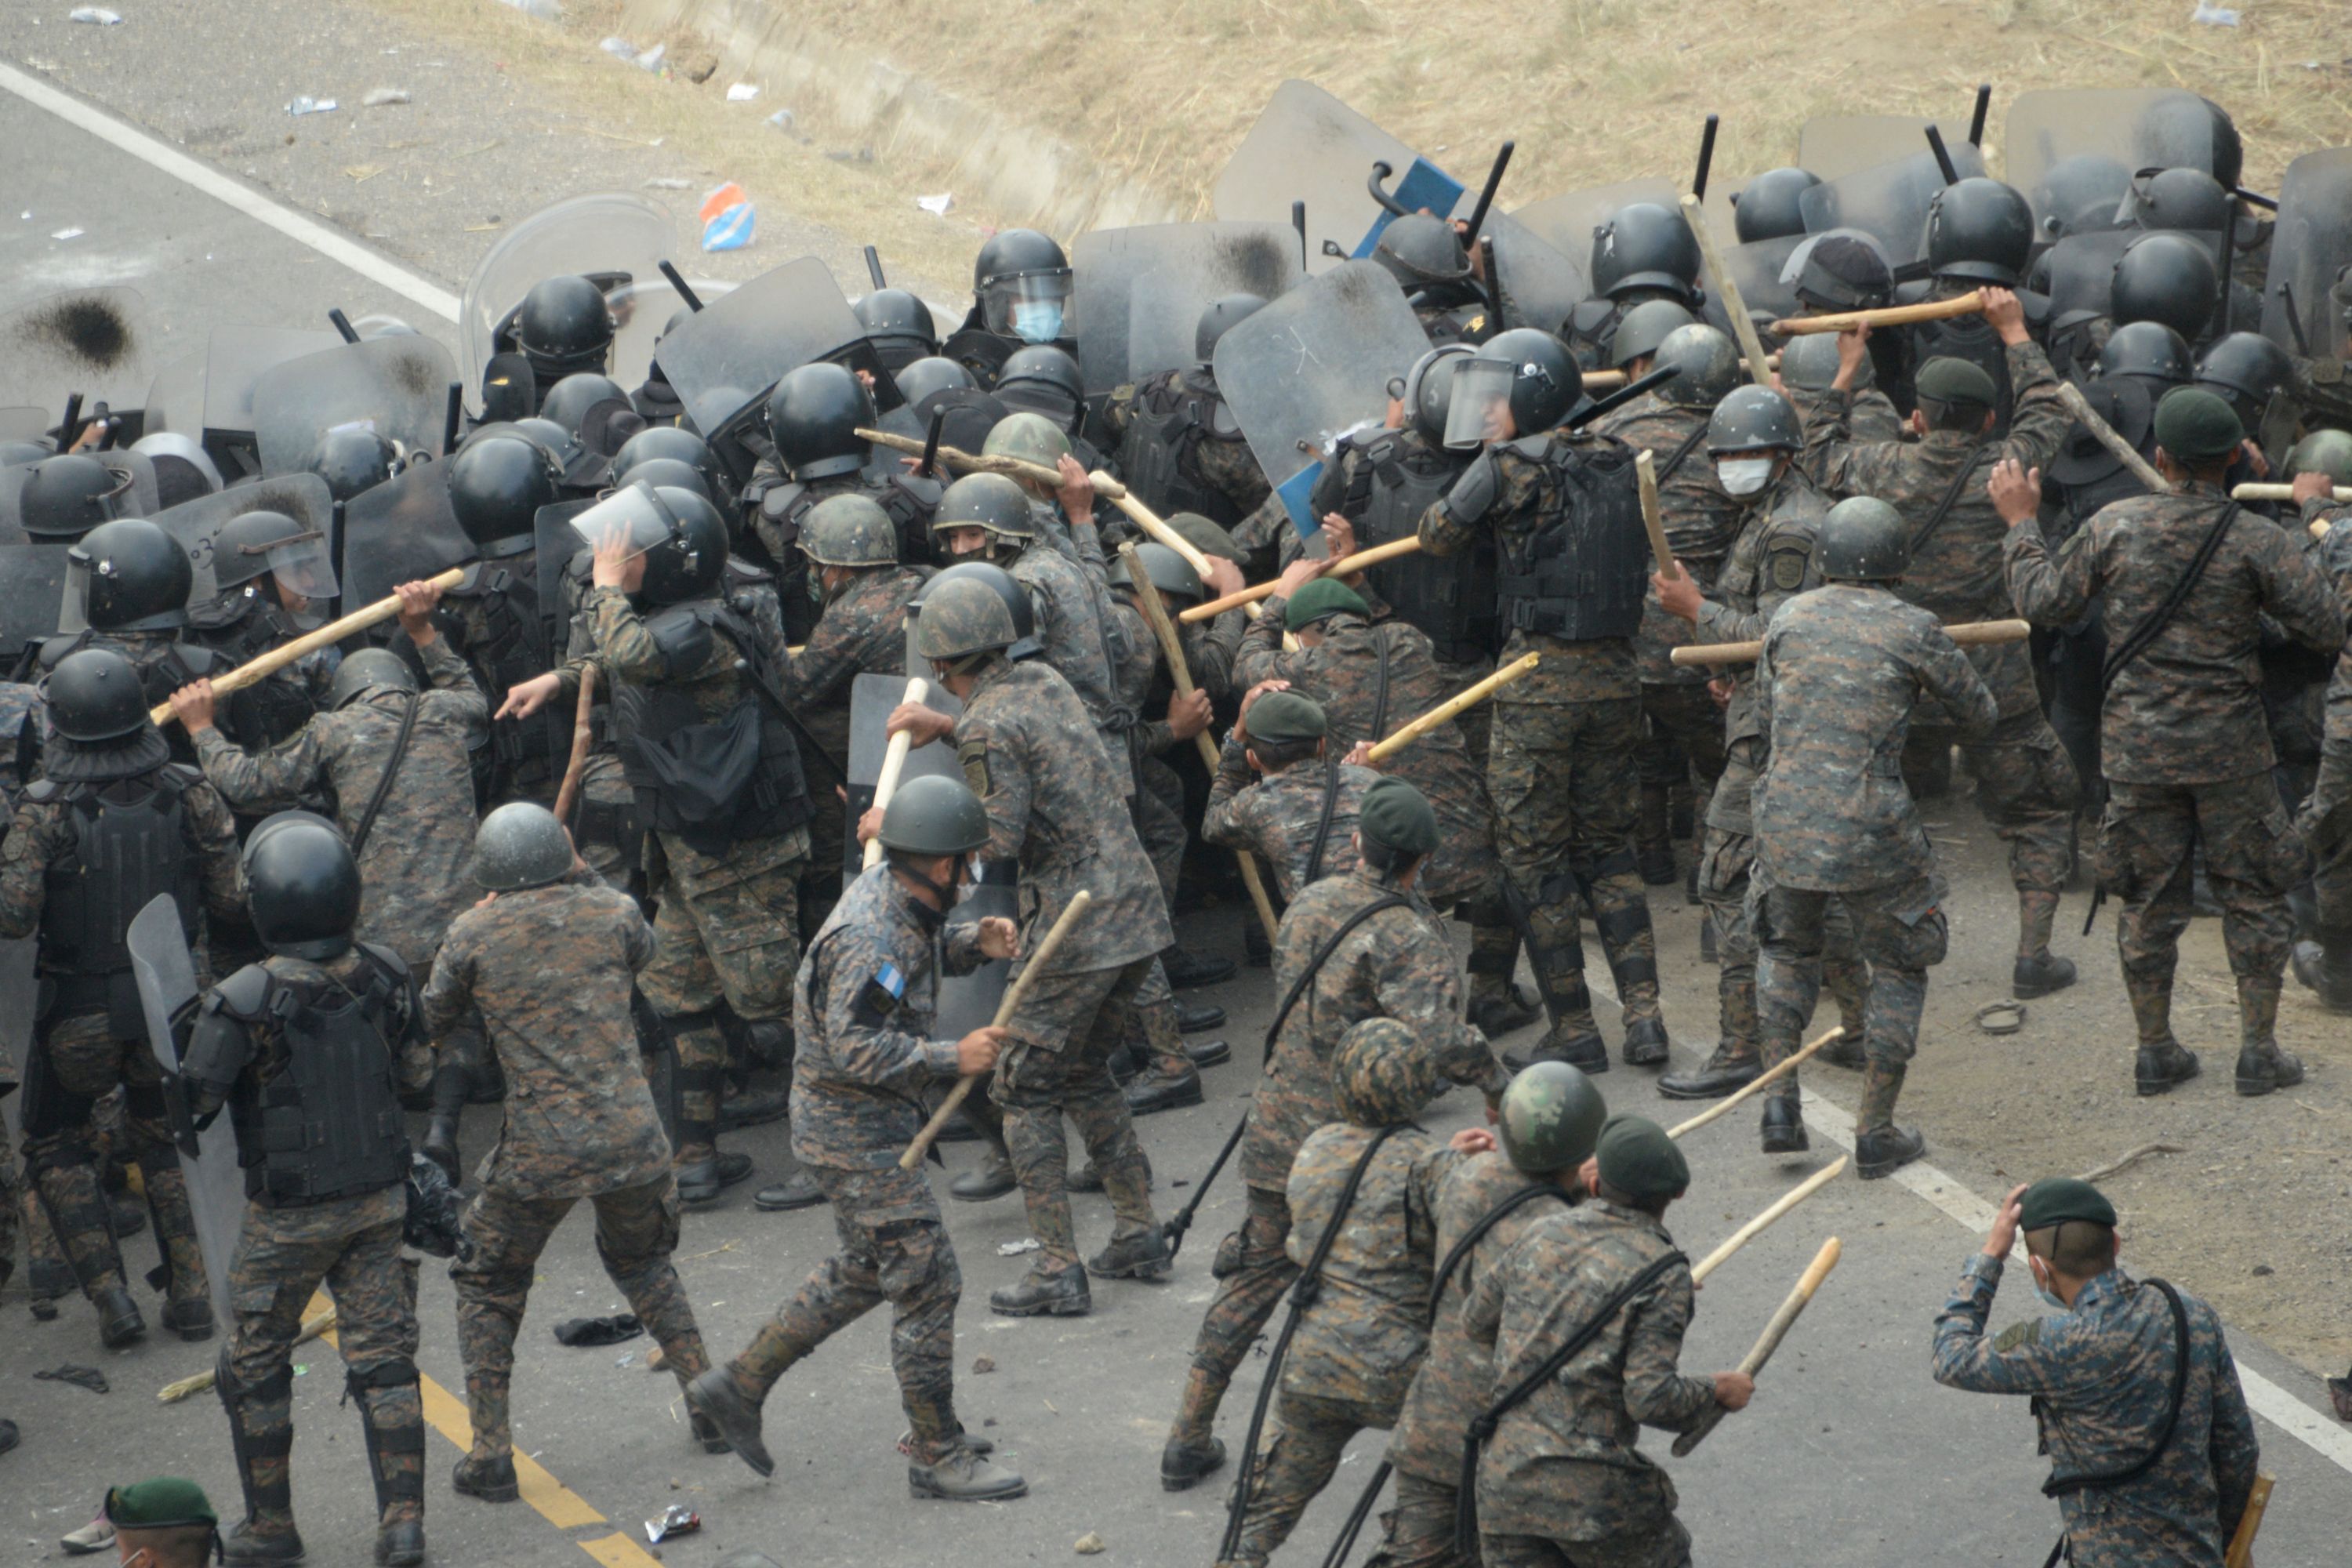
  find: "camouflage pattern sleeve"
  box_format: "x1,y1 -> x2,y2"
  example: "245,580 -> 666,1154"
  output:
1618,1265 -> 1713,1433
1931,1254 -> 2070,1397
192,722 -> 325,813
184,777 -> 246,922
2256,517 -> 2347,655
808,923 -> 961,1092
419,920 -> 481,1044
939,917 -> 988,977
2002,517 -> 2100,629
1182,612 -> 1245,702
1911,616 -> 2000,741
418,630 -> 491,720
586,584 -> 673,683
1233,597 -> 1312,690
2000,339 -> 2074,474
956,702 -> 1034,870
0,800 -> 67,938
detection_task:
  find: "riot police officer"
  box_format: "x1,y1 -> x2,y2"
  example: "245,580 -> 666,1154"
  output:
855,286 -> 940,374
437,434 -> 561,800
183,510 -> 338,750
1907,177 -> 2036,430
1370,214 -> 1492,347
500,274 -> 615,409
1102,296 -> 1272,531
1564,201 -> 1704,370
942,229 -> 1076,386
21,517 -> 224,764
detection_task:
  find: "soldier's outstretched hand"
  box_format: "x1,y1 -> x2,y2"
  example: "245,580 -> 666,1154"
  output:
976,916 -> 1018,960
497,670 -> 561,720
1341,739 -> 1376,769
1449,1127 -> 1496,1156
1987,458 -> 2042,527
1979,286 -> 2027,346
956,1025 -> 1011,1076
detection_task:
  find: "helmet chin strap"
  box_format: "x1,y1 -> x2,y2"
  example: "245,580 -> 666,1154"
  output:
891,851 -> 967,914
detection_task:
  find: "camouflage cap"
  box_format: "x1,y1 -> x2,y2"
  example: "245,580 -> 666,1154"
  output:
1359,777 -> 1439,855
1915,356 -> 1998,411
2153,386 -> 2244,461
1283,575 -> 1368,630
1332,1015 -> 1438,1127
1246,690 -> 1326,745
1498,1061 -> 1609,1175
1595,1114 -> 1688,1200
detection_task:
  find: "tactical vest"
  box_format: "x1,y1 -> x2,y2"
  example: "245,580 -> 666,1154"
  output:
1493,436 -> 1650,644
752,474 -> 938,642
186,597 -> 318,749
33,631 -> 227,766
611,601 -> 812,854
1345,431 -> 1497,664
1905,308 -> 2015,434
30,767 -> 205,1022
445,559 -> 546,772
225,951 -> 413,1207
1116,371 -> 1250,526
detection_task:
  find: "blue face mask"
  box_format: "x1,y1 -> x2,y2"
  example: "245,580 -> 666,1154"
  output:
1012,300 -> 1063,344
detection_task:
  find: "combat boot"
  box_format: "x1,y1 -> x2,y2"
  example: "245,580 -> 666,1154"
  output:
718,1083 -> 790,1132
163,1294 -> 216,1342
1659,1042 -> 1760,1101
1087,1227 -> 1171,1283
989,1265 -> 1092,1318
375,1519 -> 424,1568
1505,1025 -> 1606,1075
1178,998 -> 1228,1033
675,1149 -> 753,1206
1468,978 -> 1544,1037
1621,1016 -> 1670,1067
2134,1040 -> 2201,1096
950,1145 -> 1017,1203
1164,947 -> 1238,989
1186,1036 -> 1232,1069
1759,1096 -> 1809,1155
910,1441 -> 1028,1501
684,1367 -> 774,1478
1854,1124 -> 1928,1180
1123,1062 -> 1203,1116
96,1285 -> 146,1348
450,1454 -> 519,1503
2012,951 -> 2078,999
222,1522 -> 304,1566
1160,1434 -> 1227,1493
752,1171 -> 824,1212
2290,928 -> 2352,1014
2233,978 -> 2305,1096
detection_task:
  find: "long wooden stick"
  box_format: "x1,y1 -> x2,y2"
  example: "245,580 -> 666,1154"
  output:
160,1306 -> 339,1402
1690,1157 -> 1847,1283
1671,618 -> 2030,667
1366,652 -> 1541,764
1179,536 -> 1425,623
1771,291 -> 1986,336
1667,1027 -> 1842,1139
1636,449 -> 1682,583
1671,1237 -> 1842,1456
861,676 -> 931,869
2235,481 -> 2352,503
552,663 -> 597,829
1680,194 -> 1773,388
2054,380 -> 2172,496
150,566 -> 467,727
1120,543 -> 1282,945
900,889 -> 1092,1169
2224,1474 -> 2275,1568
1587,356 -> 1777,392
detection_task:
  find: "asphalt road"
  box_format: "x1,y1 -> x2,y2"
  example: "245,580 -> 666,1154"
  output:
3,11 -> 2352,1568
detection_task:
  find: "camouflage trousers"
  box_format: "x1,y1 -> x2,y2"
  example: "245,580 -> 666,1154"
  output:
991,956 -> 1158,1272
1436,654 -> 1500,778
1172,1185 -> 1296,1447
1479,1522 -> 1693,1568
1225,1389 -> 1396,1566
220,1188 -> 421,1538
449,1175 -> 708,1461
1754,874 -> 1948,1131
1131,753 -> 1196,1080
724,1163 -> 965,1461
1487,696 -> 1659,1033
21,1009 -> 207,1310
2297,740 -> 2352,931
642,829 -> 807,1160
1905,709 -> 2079,955
2098,773 -> 2307,1047
1639,682 -> 1729,851
1368,1470 -> 1479,1568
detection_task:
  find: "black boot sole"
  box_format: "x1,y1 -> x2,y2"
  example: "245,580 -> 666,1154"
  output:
684,1371 -> 775,1477
1160,1445 -> 1226,1492
450,1465 -> 520,1504
1657,1069 -> 1760,1102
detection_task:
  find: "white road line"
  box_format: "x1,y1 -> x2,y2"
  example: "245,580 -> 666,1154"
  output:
0,58 -> 461,324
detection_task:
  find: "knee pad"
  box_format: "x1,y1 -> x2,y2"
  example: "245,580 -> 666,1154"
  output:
345,1356 -> 422,1400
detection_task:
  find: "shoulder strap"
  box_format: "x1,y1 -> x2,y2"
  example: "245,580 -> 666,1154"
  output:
2042,1277 -> 2193,1498
1908,437 -> 1991,557
2100,503 -> 2241,694
1654,421 -> 1711,485
1262,893 -> 1409,1065
347,695 -> 419,858
1302,753 -> 1345,888
1370,627 -> 1395,742
1428,1181 -> 1574,1327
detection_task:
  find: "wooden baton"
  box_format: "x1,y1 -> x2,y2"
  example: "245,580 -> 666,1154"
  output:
1179,535 -> 1425,622
161,1306 -> 339,1402
1636,449 -> 1682,586
2223,1474 -> 2274,1568
1680,194 -> 1774,389
1587,356 -> 1777,392
1671,1237 -> 1843,1456
1671,618 -> 2031,667
1667,1026 -> 1842,1140
899,888 -> 1092,1170
552,664 -> 597,830
1366,652 -> 1541,765
860,677 -> 932,869
1119,543 -> 1282,945
150,566 -> 467,728
1690,1157 -> 1847,1284
2054,381 -> 2172,496
1771,291 -> 1986,336
2234,481 -> 2352,504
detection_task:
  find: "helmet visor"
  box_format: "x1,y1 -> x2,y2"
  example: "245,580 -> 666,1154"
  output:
982,272 -> 1074,339
239,525 -> 339,602
1443,358 -> 1518,452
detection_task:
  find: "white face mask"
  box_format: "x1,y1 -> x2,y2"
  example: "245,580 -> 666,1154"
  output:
2029,1257 -> 2068,1312
1717,456 -> 1777,497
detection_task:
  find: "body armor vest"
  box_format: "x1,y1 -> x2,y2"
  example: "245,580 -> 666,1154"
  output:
1493,436 -> 1650,644
1116,370 -> 1249,526
446,559 -> 546,773
1345,431 -> 1497,664
227,952 -> 413,1207
187,597 -> 318,749
31,767 -> 204,1022
611,601 -> 812,854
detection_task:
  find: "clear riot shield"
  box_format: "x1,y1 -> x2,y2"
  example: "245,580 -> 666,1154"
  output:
339,458 -> 470,608
1211,260 -> 1432,496
2027,154 -> 2135,242
1111,227 -> 1305,387
608,274 -> 737,394
0,288 -> 158,416
153,474 -> 336,608
201,328 -> 344,441
1210,80 -> 1430,278
0,408 -> 49,443
1712,234 -> 1804,326
252,336 -> 459,476
1480,212 -> 1588,334
2259,147 -> 2352,361
1798,143 -> 1987,270
143,350 -> 207,439
458,194 -> 673,413
2004,89 -> 2222,236
532,499 -> 597,760
127,894 -> 243,1330
1795,116 -> 1970,182
655,256 -> 887,452
2041,230 -> 2132,328
1508,179 -> 1679,299
0,528 -> 77,655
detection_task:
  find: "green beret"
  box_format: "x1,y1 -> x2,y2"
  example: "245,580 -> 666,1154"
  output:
2153,386 -> 2245,462
2018,1176 -> 2116,1233
1595,1114 -> 1689,1200
105,1477 -> 218,1530
1163,510 -> 1244,564
1915,356 -> 1998,409
1359,777 -> 1439,855
1246,690 -> 1327,745
1284,576 -> 1369,631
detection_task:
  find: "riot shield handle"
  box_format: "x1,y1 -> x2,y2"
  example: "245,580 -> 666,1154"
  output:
443,383 -> 463,457
58,392 -> 83,452
1367,161 -> 1409,217
2233,187 -> 2278,212
1463,141 -> 1515,243
656,260 -> 704,312
920,404 -> 948,477
1967,84 -> 1992,147
2276,281 -> 2309,355
328,308 -> 361,345
1691,116 -> 1719,202
864,245 -> 887,290
1566,363 -> 1679,429
1924,125 -> 1960,186
1292,201 -> 1308,271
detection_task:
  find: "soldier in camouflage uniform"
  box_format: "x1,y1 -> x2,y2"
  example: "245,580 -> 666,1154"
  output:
0,678 -> 42,1340
423,803 -> 723,1501
1161,779 -> 1509,1492
1933,1176 -> 2260,1568
1997,391 -> 2343,1097
1778,329 -> 1905,459
1750,499 -> 1998,1176
2291,467 -> 2352,1011
1203,687 -> 1373,899
1463,1116 -> 1750,1568
1809,292 -> 2083,995
2,648 -> 241,1349
176,816 -> 434,1567
686,775 -> 1027,1501
882,572 -> 1170,1318
1217,1017 -> 1499,1568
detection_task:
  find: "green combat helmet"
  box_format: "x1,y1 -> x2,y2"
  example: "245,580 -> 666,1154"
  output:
1817,495 -> 1910,583
1333,1016 -> 1439,1128
800,492 -> 899,568
981,410 -> 1074,473
2286,428 -> 2352,488
1498,1060 -> 1609,1175
877,774 -> 990,857
913,572 -> 1022,666
1106,543 -> 1204,606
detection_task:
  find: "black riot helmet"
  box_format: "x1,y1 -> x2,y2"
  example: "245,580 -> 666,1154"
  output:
1372,214 -> 1472,292
1788,230 -> 1894,312
1194,293 -> 1267,362
993,345 -> 1087,434
2034,154 -> 2134,239
1610,300 -> 1697,369
243,813 -> 361,961
327,647 -> 416,710
854,288 -> 938,372
306,426 -> 400,504
1705,385 -> 1805,455
2122,166 -> 2230,234
449,434 -> 561,558
20,453 -> 133,540
973,229 -> 1073,342
1443,328 -> 1582,450
72,517 -> 193,631
538,372 -> 630,435
1403,343 -> 1474,445
513,275 -> 614,381
2111,232 -> 2220,342
1733,168 -> 1821,243
129,434 -> 223,509
608,425 -> 719,495
45,647 -> 150,742
207,509 -> 337,603
2194,332 -> 2295,427
1590,202 -> 1701,302
765,361 -> 875,482
571,480 -> 728,606
914,559 -> 1035,638
2097,320 -> 2194,390
1925,178 -> 2034,287
0,441 -> 49,466
895,355 -> 977,410
612,456 -> 711,502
